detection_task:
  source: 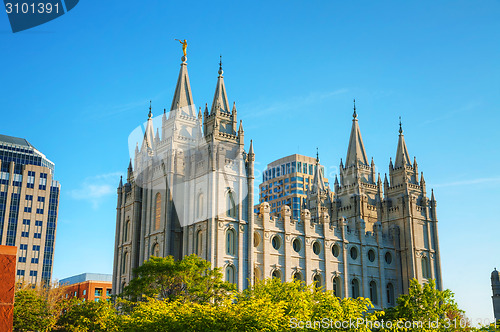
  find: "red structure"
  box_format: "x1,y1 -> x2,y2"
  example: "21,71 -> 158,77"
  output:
0,245 -> 17,331
60,273 -> 112,302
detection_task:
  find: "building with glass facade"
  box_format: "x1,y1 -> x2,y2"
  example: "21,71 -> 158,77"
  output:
0,134 -> 60,285
258,154 -> 330,219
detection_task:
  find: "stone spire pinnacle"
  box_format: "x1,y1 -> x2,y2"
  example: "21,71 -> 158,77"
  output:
311,152 -> 326,193
395,117 -> 412,168
142,102 -> 155,151
248,139 -> 254,155
345,103 -> 369,167
170,55 -> 195,116
211,57 -> 230,114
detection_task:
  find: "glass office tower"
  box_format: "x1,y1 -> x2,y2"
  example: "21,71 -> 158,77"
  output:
258,154 -> 330,219
0,134 -> 60,284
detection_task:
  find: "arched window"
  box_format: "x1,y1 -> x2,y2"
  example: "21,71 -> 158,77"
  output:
386,283 -> 395,305
351,278 -> 360,298
313,274 -> 322,288
292,271 -> 302,282
369,280 -> 378,305
197,193 -> 204,219
254,267 -> 261,284
121,282 -> 127,293
226,265 -> 235,284
154,193 -> 161,230
350,247 -> 358,260
226,191 -> 236,218
195,230 -> 203,256
151,243 -> 160,257
121,252 -> 129,274
272,269 -> 281,280
422,256 -> 430,278
333,276 -> 341,297
226,228 -> 236,255
124,220 -> 130,242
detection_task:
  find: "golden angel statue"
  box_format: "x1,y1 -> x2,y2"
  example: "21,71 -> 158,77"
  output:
175,39 -> 188,57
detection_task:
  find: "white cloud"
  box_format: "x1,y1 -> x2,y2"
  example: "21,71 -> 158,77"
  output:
432,176 -> 500,188
69,172 -> 122,209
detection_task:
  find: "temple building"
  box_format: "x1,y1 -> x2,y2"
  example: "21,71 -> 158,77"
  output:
113,53 -> 442,309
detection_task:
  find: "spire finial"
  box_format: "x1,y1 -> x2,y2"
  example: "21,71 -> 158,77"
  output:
316,147 -> 319,163
218,54 -> 223,76
353,98 -> 357,118
148,100 -> 152,118
399,116 -> 403,134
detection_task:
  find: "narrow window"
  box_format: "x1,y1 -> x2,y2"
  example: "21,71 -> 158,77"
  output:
387,283 -> 395,305
333,277 -> 341,297
351,279 -> 360,298
226,229 -> 235,255
226,191 -> 236,218
226,265 -> 235,284
154,193 -> 161,230
369,280 -> 378,305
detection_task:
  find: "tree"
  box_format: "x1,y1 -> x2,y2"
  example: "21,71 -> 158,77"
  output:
13,281 -> 66,332
121,254 -> 235,303
384,279 -> 474,331
56,298 -> 120,332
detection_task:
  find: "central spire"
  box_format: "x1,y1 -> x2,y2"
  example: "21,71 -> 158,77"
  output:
345,99 -> 369,167
211,56 -> 230,114
170,55 -> 195,116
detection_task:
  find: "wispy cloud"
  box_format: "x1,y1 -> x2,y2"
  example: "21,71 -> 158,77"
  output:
69,172 -> 123,209
420,101 -> 482,126
432,176 -> 500,188
242,88 -> 349,120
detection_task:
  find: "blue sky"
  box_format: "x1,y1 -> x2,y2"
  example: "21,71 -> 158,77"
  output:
1,0 -> 499,323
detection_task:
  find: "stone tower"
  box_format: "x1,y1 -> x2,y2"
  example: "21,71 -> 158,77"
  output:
112,55 -> 255,294
492,268 -> 500,321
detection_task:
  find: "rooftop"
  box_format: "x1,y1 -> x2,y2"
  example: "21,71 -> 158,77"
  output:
59,273 -> 113,286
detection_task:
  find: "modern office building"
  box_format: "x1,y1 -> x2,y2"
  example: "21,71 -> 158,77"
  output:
114,50 -> 441,309
258,154 -> 331,219
60,273 -> 113,302
0,134 -> 60,285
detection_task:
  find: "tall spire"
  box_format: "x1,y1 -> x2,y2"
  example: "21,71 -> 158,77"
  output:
311,151 -> 326,193
210,56 -> 230,114
395,116 -> 411,168
142,101 -> 155,151
170,54 -> 195,116
345,100 -> 369,167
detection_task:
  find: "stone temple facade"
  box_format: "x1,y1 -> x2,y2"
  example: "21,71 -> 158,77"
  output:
112,55 -> 442,309
492,268 -> 500,321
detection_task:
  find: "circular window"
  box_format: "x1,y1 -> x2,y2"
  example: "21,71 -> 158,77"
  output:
254,232 -> 260,247
368,249 -> 375,262
292,238 -> 301,253
332,244 -> 340,258
271,235 -> 281,250
313,241 -> 321,255
350,247 -> 358,260
385,252 -> 392,264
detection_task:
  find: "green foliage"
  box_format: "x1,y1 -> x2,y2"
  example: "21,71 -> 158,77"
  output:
56,298 -> 120,332
121,254 -> 235,303
383,279 -> 473,331
13,288 -> 57,332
